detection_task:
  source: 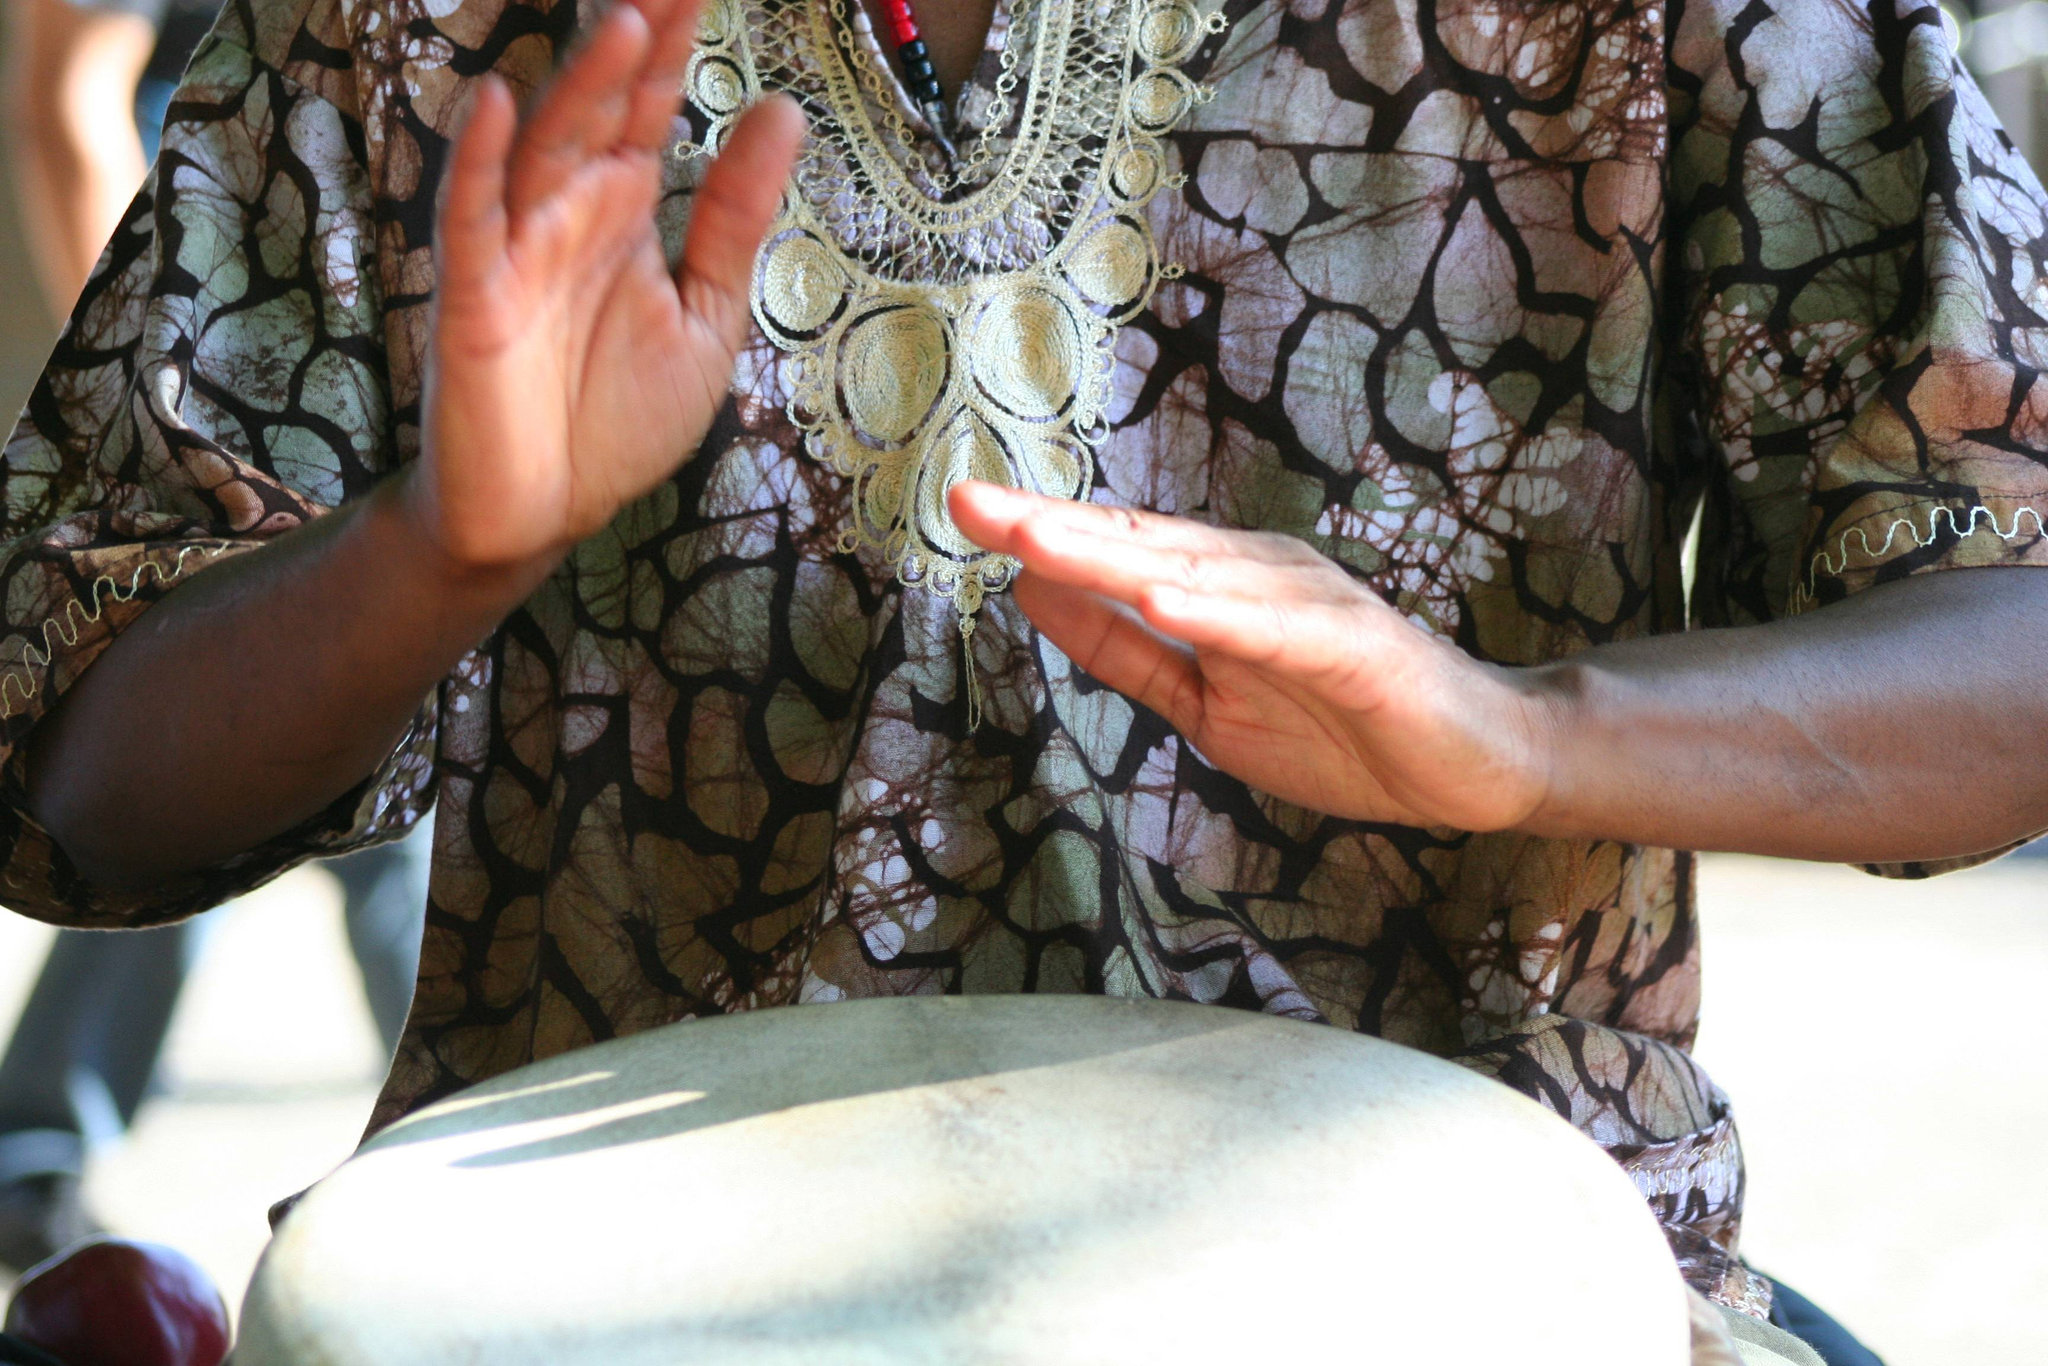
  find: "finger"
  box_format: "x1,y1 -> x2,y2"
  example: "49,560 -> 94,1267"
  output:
618,0 -> 684,39
1143,583 -> 1328,666
675,94 -> 805,336
622,0 -> 707,150
1013,572 -> 1206,731
955,490 -> 1350,624
1137,583 -> 1416,700
438,77 -> 517,295
506,3 -> 653,218
950,481 -> 1263,562
951,481 -> 1327,607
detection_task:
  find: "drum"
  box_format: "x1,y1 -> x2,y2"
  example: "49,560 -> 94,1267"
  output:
234,997 -> 1689,1364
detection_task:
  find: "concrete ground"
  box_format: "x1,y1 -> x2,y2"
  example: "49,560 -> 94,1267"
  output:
1689,852 -> 2048,1365
0,852 -> 2042,1362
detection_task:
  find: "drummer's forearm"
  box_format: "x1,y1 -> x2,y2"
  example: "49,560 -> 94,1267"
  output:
23,471 -> 557,890
1515,567 -> 2048,862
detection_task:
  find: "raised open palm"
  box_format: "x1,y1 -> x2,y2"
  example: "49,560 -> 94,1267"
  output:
409,0 -> 803,572
950,482 -> 1561,831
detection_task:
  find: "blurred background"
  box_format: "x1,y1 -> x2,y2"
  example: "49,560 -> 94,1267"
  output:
0,2 -> 2041,1362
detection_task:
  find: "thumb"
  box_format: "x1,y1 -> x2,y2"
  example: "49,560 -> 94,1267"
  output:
675,96 -> 806,338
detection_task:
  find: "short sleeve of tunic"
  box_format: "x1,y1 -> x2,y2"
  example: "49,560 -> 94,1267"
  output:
0,5 -> 435,929
1670,0 -> 2048,870
1672,0 -> 2048,618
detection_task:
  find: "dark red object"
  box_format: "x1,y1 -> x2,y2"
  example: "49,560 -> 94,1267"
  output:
878,0 -> 920,48
4,1238 -> 228,1366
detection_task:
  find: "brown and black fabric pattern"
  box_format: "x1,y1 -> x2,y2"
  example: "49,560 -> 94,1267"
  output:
2,0 -> 2046,1333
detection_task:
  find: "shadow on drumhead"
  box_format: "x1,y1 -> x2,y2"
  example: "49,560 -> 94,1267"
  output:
367,995 -> 1261,1169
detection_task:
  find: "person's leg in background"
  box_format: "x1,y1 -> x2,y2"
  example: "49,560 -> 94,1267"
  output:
0,922 -> 199,1268
4,0 -> 158,318
128,0 -> 215,163
0,816 -> 427,1272
0,0 -> 221,1275
1766,1278 -> 1888,1366
328,818 -> 431,1061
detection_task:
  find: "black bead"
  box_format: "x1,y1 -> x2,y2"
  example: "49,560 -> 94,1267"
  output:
900,38 -> 928,60
915,76 -> 944,102
903,55 -> 936,82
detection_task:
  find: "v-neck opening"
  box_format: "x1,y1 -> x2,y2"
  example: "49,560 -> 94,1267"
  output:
846,0 -> 1018,166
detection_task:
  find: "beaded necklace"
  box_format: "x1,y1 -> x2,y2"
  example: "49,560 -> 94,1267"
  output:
874,0 -> 959,161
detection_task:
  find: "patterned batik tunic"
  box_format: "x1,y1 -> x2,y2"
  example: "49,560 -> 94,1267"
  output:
2,0 -> 2047,1337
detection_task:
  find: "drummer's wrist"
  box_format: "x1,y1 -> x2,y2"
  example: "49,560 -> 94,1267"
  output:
1507,656 -> 1629,844
1506,635 -> 1840,854
385,463 -> 566,611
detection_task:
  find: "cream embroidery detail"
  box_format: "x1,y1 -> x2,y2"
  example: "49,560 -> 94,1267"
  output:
683,0 -> 1224,650
0,543 -> 231,720
1789,502 -> 2048,611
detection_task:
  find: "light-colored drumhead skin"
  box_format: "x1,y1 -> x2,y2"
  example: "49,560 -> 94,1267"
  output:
236,997 -> 1688,1365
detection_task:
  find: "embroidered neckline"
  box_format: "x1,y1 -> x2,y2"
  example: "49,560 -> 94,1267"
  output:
683,0 -> 1224,721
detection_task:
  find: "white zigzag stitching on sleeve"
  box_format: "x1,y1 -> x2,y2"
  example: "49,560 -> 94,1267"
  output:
0,543 -> 229,721
1791,503 -> 2048,610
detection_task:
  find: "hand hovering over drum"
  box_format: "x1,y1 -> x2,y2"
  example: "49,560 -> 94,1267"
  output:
404,0 -> 804,574
949,482 -> 2048,861
948,483 -> 1554,831
24,0 -> 805,887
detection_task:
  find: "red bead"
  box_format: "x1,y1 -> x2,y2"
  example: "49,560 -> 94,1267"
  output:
880,0 -> 921,47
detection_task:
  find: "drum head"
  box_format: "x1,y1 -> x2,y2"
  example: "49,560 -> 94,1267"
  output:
236,997 -> 1687,1364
